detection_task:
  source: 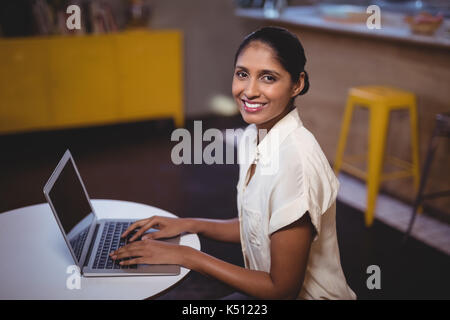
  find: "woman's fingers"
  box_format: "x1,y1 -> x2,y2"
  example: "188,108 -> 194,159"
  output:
111,238 -> 142,253
121,219 -> 147,238
110,239 -> 179,266
110,240 -> 160,265
129,220 -> 160,242
111,249 -> 142,261
121,217 -> 157,239
110,241 -> 144,259
142,231 -> 164,240
119,257 -> 146,266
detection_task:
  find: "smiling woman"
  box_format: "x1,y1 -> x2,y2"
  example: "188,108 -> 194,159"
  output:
111,26 -> 356,300
232,27 -> 309,133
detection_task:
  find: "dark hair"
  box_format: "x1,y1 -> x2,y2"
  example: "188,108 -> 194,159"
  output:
234,26 -> 309,98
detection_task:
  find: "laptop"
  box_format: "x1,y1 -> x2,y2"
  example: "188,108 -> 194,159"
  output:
43,149 -> 180,277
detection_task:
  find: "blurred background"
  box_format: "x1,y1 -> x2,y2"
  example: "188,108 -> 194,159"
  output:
0,0 -> 449,299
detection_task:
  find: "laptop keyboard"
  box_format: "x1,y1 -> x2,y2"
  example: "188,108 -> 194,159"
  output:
92,221 -> 138,270
70,227 -> 89,261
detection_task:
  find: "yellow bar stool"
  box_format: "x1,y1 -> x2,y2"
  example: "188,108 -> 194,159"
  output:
334,86 -> 421,227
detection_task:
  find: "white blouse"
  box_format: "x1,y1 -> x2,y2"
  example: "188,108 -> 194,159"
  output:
236,108 -> 356,300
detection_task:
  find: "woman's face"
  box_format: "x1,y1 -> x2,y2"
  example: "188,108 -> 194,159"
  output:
232,41 -> 303,131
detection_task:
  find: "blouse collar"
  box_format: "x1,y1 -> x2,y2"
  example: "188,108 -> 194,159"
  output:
241,108 -> 304,175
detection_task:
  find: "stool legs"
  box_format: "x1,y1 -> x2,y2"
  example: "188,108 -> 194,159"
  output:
409,101 -> 421,193
404,126 -> 438,241
334,97 -> 355,175
366,106 -> 389,227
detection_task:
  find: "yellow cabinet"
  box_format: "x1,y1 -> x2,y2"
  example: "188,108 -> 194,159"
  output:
116,31 -> 183,123
48,35 -> 119,128
0,38 -> 51,133
0,30 -> 184,135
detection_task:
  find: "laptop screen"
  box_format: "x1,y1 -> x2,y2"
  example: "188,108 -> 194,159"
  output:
47,158 -> 95,241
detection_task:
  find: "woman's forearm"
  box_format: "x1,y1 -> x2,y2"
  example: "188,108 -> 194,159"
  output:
180,245 -> 292,300
184,217 -> 240,243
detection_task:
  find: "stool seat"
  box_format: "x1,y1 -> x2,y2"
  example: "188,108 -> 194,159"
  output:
349,86 -> 416,107
334,85 -> 421,227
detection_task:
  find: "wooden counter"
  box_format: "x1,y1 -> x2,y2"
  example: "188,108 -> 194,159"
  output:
236,6 -> 450,49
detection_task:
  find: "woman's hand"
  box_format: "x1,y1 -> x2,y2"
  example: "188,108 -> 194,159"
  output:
121,216 -> 192,242
109,239 -> 185,266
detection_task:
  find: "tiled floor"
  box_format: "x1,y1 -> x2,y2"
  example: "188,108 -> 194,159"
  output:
337,172 -> 450,256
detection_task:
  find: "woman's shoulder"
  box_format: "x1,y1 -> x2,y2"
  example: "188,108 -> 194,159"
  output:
279,126 -> 337,183
279,126 -> 340,208
280,126 -> 324,162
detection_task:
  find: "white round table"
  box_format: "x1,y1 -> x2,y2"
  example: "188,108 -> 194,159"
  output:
0,199 -> 200,299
